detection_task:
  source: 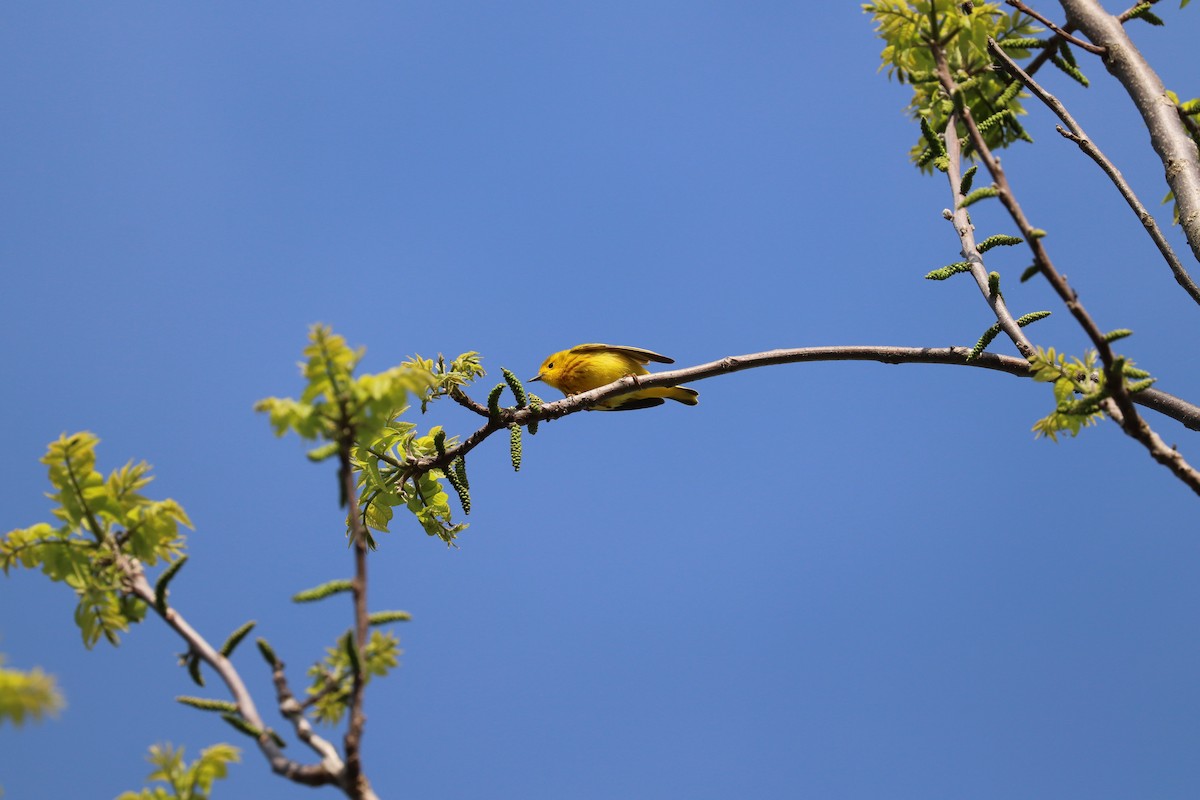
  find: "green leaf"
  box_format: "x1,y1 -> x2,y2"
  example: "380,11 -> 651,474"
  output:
0,662 -> 64,726
117,742 -> 239,800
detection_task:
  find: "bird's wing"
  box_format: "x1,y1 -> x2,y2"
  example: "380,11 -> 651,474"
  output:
569,343 -> 675,364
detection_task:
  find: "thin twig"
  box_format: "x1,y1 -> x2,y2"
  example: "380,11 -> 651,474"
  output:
942,114 -> 1037,358
990,38 -> 1200,305
267,656 -> 346,774
1006,0 -> 1105,53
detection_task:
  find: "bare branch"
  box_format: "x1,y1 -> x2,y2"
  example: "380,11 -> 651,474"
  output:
941,114 -> 1037,358
1058,0 -> 1200,263
119,557 -> 341,789
266,655 -> 346,774
989,39 -> 1200,305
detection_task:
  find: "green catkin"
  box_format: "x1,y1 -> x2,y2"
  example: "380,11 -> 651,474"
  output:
221,713 -> 264,741
968,323 -> 1002,361
176,696 -> 239,714
977,234 -> 1022,253
1016,311 -> 1052,327
187,654 -> 205,687
509,425 -> 522,472
501,368 -> 527,408
454,456 -> 470,491
220,620 -> 256,657
487,384 -> 505,418
292,579 -> 354,603
959,164 -> 978,195
527,394 -> 542,435
960,186 -> 999,208
925,261 -> 972,280
256,638 -> 279,668
1049,55 -> 1089,87
447,457 -> 471,515
996,80 -> 1022,108
154,555 -> 188,614
368,611 -> 412,626
1105,329 -> 1133,343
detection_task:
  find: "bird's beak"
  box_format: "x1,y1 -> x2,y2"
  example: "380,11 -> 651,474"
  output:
528,375 -> 542,382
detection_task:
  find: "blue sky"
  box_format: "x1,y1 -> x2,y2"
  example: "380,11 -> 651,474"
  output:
3,3 -> 1200,798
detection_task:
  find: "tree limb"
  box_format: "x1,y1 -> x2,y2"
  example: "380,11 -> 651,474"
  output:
927,28 -> 1200,494
1058,0 -> 1200,263
989,38 -> 1200,305
400,345 -> 1200,493
118,556 -> 342,789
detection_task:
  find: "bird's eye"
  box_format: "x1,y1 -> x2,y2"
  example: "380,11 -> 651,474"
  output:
547,362 -> 555,369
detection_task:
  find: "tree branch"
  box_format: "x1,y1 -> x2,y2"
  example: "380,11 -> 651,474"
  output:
339,443 -> 375,800
266,653 -> 347,774
989,38 -> 1200,305
401,346 -> 1200,491
929,24 -> 1200,494
1057,0 -> 1200,263
118,556 -> 340,789
942,114 -> 1038,358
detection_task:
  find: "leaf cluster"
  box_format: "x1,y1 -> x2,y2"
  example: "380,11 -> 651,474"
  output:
116,742 -> 240,800
1,432 -> 190,647
305,630 -> 402,726
255,324 -> 442,459
258,325 -> 484,544
0,656 -> 64,726
355,424 -> 467,545
1027,347 -> 1155,440
865,0 -> 1041,169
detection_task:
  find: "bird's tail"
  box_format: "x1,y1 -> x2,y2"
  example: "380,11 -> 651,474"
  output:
599,385 -> 700,411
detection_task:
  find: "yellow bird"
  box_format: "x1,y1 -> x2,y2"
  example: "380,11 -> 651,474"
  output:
529,343 -> 699,411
